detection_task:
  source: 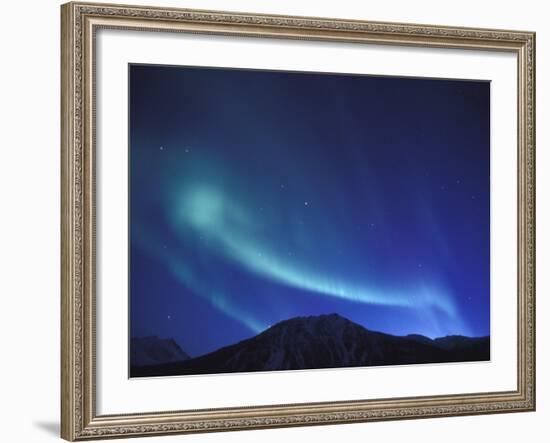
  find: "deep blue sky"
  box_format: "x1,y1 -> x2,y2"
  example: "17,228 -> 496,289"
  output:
130,64 -> 490,358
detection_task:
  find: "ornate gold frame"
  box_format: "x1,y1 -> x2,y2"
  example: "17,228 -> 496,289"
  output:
61,2 -> 536,440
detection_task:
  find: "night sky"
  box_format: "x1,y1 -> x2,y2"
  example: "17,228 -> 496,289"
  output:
129,64 -> 490,358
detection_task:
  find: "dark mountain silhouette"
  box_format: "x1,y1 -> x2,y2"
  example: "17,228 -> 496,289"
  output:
131,314 -> 489,377
131,336 -> 190,368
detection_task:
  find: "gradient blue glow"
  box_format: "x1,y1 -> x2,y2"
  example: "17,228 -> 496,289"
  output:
129,65 -> 490,357
173,183 -> 457,316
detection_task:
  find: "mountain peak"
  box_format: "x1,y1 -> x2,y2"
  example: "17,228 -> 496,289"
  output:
131,336 -> 190,367
268,312 -> 356,330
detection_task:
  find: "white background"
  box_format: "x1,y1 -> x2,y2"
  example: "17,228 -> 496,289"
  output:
0,0 -> 547,442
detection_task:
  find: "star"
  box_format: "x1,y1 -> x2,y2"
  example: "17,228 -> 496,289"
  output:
184,148 -> 190,153
159,146 -> 164,151
304,201 -> 309,206
418,263 -> 423,268
167,315 -> 171,319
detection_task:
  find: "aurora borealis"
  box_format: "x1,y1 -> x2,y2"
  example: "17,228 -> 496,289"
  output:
130,64 -> 490,358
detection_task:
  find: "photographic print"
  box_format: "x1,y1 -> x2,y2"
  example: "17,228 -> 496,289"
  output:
129,64 -> 490,378
61,6 -> 535,438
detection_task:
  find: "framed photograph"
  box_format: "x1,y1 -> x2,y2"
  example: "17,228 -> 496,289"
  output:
61,2 -> 536,440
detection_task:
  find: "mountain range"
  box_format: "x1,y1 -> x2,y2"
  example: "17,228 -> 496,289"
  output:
131,313 -> 489,377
